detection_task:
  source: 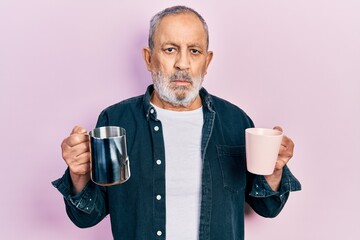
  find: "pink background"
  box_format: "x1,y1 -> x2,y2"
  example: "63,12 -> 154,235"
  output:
1,0 -> 359,239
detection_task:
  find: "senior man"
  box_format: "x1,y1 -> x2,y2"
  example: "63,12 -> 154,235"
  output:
53,5 -> 301,240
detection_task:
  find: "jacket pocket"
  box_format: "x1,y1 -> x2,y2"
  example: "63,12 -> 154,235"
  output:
217,145 -> 246,194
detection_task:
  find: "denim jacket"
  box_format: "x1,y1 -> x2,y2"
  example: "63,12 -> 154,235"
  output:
53,85 -> 301,240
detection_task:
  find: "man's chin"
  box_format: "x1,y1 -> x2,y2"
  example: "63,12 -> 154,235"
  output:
171,84 -> 191,91
174,93 -> 199,106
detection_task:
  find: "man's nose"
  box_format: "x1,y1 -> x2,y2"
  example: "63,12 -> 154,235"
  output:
174,50 -> 190,70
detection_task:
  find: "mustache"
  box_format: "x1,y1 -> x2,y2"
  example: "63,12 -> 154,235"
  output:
169,71 -> 192,82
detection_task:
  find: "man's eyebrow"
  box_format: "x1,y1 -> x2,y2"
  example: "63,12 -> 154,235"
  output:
188,44 -> 203,49
161,42 -> 180,48
161,42 -> 204,49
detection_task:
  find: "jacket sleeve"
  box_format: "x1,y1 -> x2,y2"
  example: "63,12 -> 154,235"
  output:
52,169 -> 108,228
245,165 -> 301,218
52,110 -> 111,227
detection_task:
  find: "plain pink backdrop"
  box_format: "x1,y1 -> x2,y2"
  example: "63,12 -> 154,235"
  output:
1,0 -> 359,239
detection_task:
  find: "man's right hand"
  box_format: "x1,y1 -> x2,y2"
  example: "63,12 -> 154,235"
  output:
61,125 -> 91,194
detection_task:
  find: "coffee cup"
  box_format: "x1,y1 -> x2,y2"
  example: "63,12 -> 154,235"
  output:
89,126 -> 130,186
245,128 -> 283,175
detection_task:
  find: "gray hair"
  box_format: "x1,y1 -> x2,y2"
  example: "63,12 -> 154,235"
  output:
148,5 -> 209,51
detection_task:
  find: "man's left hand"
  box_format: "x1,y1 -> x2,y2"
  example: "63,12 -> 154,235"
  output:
264,126 -> 295,191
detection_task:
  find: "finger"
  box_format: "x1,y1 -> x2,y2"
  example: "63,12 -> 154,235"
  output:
281,135 -> 294,151
279,144 -> 288,153
62,142 -> 90,165
71,125 -> 88,135
65,152 -> 91,172
63,141 -> 90,159
70,151 -> 91,175
278,143 -> 293,158
72,142 -> 90,157
273,126 -> 283,132
281,134 -> 292,145
277,140 -> 294,167
69,161 -> 91,175
67,154 -> 89,166
63,134 -> 90,148
274,158 -> 287,170
74,151 -> 91,164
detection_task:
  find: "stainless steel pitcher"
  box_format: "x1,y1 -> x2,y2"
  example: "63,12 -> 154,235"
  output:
89,126 -> 130,186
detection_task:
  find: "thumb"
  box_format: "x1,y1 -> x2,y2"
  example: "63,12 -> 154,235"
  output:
71,125 -> 88,134
273,126 -> 283,133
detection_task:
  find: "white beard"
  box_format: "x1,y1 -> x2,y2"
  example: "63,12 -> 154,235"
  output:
152,70 -> 204,107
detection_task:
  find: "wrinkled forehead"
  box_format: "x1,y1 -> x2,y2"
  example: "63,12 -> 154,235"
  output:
154,13 -> 208,48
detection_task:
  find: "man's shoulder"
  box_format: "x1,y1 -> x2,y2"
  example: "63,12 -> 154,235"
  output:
105,94 -> 144,111
210,94 -> 248,115
98,94 -> 145,119
95,93 -> 147,127
208,93 -> 254,128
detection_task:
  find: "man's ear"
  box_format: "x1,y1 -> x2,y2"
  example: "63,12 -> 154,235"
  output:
142,47 -> 152,72
206,51 -> 213,69
203,51 -> 214,76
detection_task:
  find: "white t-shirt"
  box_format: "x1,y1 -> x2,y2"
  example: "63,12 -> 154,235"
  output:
153,104 -> 203,240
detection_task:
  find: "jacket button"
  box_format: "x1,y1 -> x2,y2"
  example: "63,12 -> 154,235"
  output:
154,126 -> 159,131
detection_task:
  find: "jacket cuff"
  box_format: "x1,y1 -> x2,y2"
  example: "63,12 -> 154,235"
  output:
51,169 -> 97,214
249,165 -> 301,198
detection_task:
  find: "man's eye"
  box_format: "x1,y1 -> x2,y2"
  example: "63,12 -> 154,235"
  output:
164,48 -> 176,53
191,49 -> 200,54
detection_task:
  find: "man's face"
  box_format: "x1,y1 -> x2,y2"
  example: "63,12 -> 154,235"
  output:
143,13 -> 213,107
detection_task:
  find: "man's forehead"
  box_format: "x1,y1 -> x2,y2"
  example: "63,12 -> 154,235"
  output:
154,13 -> 207,46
